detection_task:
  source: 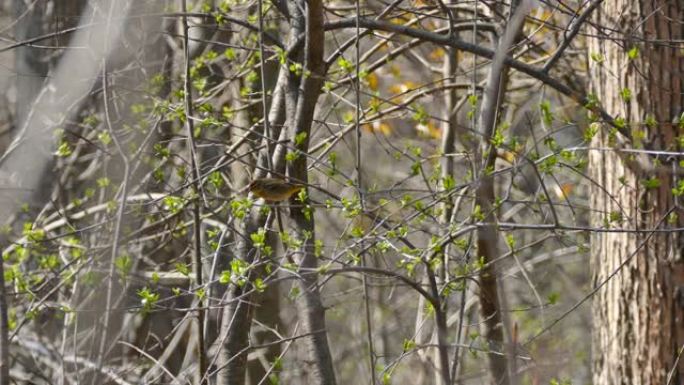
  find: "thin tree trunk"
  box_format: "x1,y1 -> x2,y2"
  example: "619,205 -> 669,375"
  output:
438,27 -> 458,385
286,1 -> 336,384
216,215 -> 264,385
475,3 -> 529,384
215,4 -> 304,384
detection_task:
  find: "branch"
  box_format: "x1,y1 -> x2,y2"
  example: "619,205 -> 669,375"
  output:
324,17 -> 629,140
542,0 -> 604,72
180,1 -> 207,382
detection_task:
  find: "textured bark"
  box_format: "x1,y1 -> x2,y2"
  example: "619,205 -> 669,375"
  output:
474,3 -> 530,384
438,43 -> 457,385
246,262 -> 281,383
287,1 -> 337,384
217,1 -> 336,383
215,59 -> 286,385
217,217 -> 261,385
589,1 -> 684,384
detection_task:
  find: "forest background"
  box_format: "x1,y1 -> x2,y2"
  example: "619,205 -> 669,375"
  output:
0,1 -> 681,385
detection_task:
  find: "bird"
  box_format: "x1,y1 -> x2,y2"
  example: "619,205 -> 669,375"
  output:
247,177 -> 304,202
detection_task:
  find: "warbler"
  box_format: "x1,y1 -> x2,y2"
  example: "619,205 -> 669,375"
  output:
248,177 -> 304,202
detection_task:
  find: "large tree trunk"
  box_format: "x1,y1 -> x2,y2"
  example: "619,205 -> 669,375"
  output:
589,1 -> 684,384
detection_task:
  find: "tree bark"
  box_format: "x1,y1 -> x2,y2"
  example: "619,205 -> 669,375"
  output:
14,0 -> 48,125
217,216 -> 262,385
284,1 -> 336,384
589,1 -> 684,384
474,3 -> 530,384
216,1 -> 337,383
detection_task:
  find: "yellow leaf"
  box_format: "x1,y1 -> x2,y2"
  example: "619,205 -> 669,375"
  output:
373,121 -> 392,136
368,97 -> 382,112
389,81 -> 417,95
429,48 -> 445,61
499,150 -> 517,164
390,16 -> 414,25
365,72 -> 379,91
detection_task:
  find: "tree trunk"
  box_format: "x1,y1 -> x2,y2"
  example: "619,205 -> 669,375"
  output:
14,0 -> 47,125
286,1 -> 337,384
589,1 -> 684,384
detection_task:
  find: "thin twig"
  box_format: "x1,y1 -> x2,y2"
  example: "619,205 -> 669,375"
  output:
180,2 -> 207,382
118,341 -> 180,383
542,0 -> 604,72
525,207 -> 673,345
354,0 -> 377,383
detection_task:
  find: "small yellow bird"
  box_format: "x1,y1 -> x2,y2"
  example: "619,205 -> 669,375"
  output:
248,177 -> 304,202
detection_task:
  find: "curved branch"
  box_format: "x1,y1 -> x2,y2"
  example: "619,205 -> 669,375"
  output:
322,266 -> 438,306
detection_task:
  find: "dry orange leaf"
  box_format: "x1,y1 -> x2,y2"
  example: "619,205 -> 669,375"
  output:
364,121 -> 392,136
555,183 -> 574,199
416,121 -> 441,139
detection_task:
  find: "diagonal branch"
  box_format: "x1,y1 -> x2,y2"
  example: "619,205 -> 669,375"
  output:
324,17 -> 629,140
